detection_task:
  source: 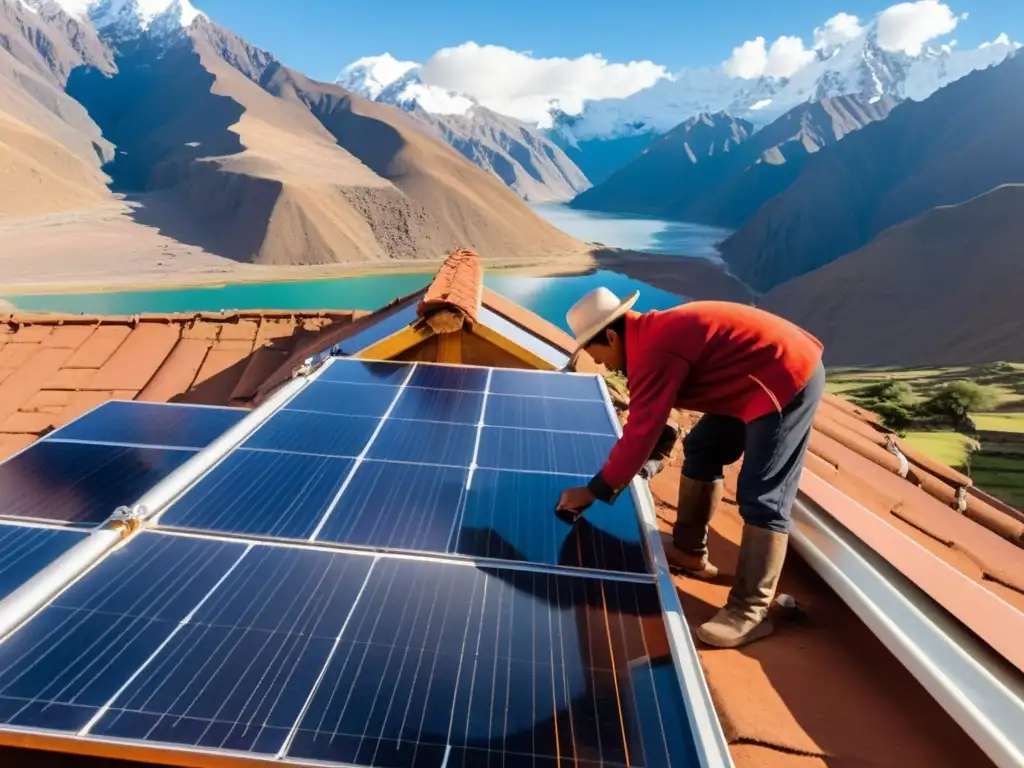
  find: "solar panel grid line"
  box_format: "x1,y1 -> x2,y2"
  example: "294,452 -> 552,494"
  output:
275,556 -> 380,758
308,366 -> 417,542
594,378 -> 734,768
153,522 -> 656,587
76,543 -> 256,737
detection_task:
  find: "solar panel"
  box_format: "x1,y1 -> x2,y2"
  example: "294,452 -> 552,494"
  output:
484,393 -> 618,435
476,426 -> 616,475
0,359 -> 722,767
242,410 -> 379,457
158,450 -> 356,539
47,401 -> 246,450
488,368 -> 604,401
0,533 -> 698,767
456,469 -> 646,574
314,461 -> 468,551
0,440 -> 194,526
285,380 -> 398,418
0,523 -> 86,601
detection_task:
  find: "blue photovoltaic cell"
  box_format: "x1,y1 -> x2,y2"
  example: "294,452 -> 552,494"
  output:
286,381 -> 398,418
366,419 -> 477,466
477,307 -> 570,369
334,303 -> 421,356
288,558 -> 698,768
476,426 -> 615,476
390,386 -> 483,425
484,393 -> 617,435
90,544 -> 375,755
318,359 -> 411,386
457,469 -> 646,574
49,401 -> 245,449
315,461 -> 468,552
0,524 -> 86,601
0,441 -> 195,525
488,369 -> 604,401
0,533 -> 245,731
408,365 -> 489,392
159,449 -> 355,540
243,410 -> 378,458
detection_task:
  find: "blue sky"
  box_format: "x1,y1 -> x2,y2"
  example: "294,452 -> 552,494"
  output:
199,0 -> 1021,82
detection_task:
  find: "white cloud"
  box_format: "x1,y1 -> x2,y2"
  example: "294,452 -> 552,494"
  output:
723,37 -> 768,79
765,36 -> 818,77
876,0 -> 961,56
813,13 -> 864,50
419,43 -> 667,125
723,35 -> 815,79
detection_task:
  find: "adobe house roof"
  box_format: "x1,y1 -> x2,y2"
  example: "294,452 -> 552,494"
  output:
1,248 -> 1021,768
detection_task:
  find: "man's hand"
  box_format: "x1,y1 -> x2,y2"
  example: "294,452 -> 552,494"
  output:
556,486 -> 596,520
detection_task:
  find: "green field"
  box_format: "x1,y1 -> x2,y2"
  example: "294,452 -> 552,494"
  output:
902,432 -> 980,468
971,413 -> 1024,433
827,363 -> 1024,511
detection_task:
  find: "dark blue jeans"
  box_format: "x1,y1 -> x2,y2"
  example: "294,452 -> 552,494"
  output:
681,362 -> 825,534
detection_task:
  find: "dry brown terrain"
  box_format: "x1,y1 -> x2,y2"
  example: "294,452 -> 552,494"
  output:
761,184 -> 1024,366
0,6 -> 586,274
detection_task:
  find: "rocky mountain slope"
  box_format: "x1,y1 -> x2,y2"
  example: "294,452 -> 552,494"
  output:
761,184 -> 1024,366
553,25 -> 1018,181
720,52 -> 1024,292
573,95 -> 897,228
338,55 -> 590,202
1,1 -> 583,265
570,112 -> 754,214
0,0 -> 115,215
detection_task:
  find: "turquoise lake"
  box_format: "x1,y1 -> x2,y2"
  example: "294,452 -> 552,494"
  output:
4,205 -> 729,333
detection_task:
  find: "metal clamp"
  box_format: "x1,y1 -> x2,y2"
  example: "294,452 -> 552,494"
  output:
110,505 -> 148,537
884,435 -> 911,478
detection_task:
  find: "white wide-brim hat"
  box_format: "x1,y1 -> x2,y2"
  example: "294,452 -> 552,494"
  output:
566,287 -> 640,355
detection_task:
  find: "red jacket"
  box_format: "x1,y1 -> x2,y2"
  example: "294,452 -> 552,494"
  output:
597,302 -> 823,491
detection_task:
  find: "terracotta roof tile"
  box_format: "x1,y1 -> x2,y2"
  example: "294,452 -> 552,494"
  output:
136,339 -> 211,403
44,368 -> 97,390
0,343 -> 39,369
418,248 -> 482,324
0,410 -> 56,435
0,311 -> 360,447
0,347 -> 76,423
40,325 -> 97,349
217,318 -> 260,342
9,324 -> 53,344
86,322 -> 181,391
23,390 -> 72,410
0,433 -> 34,462
64,325 -> 132,369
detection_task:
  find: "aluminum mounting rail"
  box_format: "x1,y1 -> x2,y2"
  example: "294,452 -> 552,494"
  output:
791,474 -> 1024,768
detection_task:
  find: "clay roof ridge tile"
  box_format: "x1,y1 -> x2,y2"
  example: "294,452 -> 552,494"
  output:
418,248 -> 482,324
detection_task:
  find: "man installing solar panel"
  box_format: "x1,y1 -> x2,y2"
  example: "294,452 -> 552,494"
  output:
555,288 -> 824,650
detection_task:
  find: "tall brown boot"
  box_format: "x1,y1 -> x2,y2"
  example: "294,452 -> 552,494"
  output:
661,478 -> 722,580
697,525 -> 788,648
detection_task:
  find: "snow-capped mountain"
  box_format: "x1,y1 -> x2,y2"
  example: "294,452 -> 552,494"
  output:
339,54 -> 476,115
337,54 -> 591,202
26,0 -> 201,40
556,27 -> 1020,143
